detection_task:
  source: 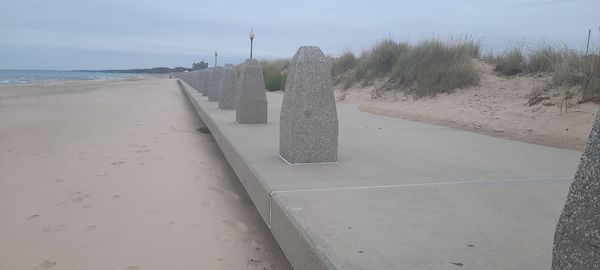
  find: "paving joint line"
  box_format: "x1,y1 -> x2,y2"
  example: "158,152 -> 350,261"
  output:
270,176 -> 573,195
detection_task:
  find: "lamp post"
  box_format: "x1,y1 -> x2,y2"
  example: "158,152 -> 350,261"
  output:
249,28 -> 255,59
214,50 -> 218,67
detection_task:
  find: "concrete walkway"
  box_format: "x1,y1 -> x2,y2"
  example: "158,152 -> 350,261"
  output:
180,80 -> 582,270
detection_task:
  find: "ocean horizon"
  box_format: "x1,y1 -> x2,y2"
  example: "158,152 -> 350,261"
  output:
0,69 -> 145,86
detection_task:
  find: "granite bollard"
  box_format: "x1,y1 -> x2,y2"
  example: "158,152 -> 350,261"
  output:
279,46 -> 338,164
237,59 -> 267,124
218,64 -> 239,110
552,109 -> 600,269
192,71 -> 201,93
200,70 -> 209,96
208,67 -> 223,102
181,73 -> 188,84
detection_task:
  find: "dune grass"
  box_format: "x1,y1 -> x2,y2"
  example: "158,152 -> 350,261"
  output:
490,47 -> 525,75
487,43 -> 600,102
553,53 -> 600,102
488,43 -> 562,75
259,59 -> 289,91
580,55 -> 600,102
261,38 -> 598,103
331,51 -> 358,77
332,37 -> 481,98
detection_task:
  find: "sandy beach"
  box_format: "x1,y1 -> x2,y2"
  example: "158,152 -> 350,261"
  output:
0,77 -> 291,270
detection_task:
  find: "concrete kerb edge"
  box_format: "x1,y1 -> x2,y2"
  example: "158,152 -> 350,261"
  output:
270,193 -> 338,270
179,79 -> 337,270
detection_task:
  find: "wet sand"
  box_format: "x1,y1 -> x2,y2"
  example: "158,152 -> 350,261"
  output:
0,77 -> 291,270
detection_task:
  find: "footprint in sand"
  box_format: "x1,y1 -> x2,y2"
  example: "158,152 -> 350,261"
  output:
86,225 -> 96,232
200,200 -> 218,208
43,225 -> 65,233
26,214 -> 40,221
208,186 -> 241,201
71,192 -> 89,203
54,225 -> 66,232
82,204 -> 93,209
111,195 -> 121,200
251,240 -> 263,251
248,258 -> 273,270
34,260 -> 56,269
111,161 -> 125,165
197,127 -> 211,134
204,167 -> 226,179
222,219 -> 249,233
214,233 -> 234,244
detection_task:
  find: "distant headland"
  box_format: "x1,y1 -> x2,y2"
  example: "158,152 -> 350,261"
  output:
76,61 -> 210,74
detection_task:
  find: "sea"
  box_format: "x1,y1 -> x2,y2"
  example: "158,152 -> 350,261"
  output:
0,69 -> 144,86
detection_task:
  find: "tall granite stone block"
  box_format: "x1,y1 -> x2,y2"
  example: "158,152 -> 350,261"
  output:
208,67 -> 223,102
279,46 -> 338,164
192,71 -> 200,92
200,70 -> 209,96
218,64 -> 239,109
181,73 -> 187,84
237,59 -> 267,124
552,109 -> 600,269
195,71 -> 202,93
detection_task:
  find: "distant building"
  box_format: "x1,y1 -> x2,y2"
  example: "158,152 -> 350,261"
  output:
192,61 -> 209,70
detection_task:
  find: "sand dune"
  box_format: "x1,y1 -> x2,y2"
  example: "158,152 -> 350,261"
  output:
335,60 -> 599,151
0,77 -> 291,270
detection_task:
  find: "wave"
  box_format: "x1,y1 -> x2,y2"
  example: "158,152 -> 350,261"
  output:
0,80 -> 27,84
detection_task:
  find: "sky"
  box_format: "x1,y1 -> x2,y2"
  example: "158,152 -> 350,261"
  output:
0,0 -> 599,70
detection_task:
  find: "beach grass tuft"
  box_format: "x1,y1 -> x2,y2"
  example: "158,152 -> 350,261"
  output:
488,43 -> 600,102
259,59 -> 289,91
332,37 -> 481,98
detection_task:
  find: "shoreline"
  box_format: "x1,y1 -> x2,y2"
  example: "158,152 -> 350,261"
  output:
0,71 -> 157,88
0,76 -> 160,99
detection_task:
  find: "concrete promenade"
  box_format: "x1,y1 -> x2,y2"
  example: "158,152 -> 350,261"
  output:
179,80 -> 582,269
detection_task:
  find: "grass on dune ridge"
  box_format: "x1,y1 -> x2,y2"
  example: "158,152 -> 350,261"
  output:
486,42 -> 600,102
333,37 -> 482,98
258,37 -> 599,103
259,37 -> 482,97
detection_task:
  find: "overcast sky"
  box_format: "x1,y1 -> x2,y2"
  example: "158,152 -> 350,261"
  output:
0,0 -> 598,70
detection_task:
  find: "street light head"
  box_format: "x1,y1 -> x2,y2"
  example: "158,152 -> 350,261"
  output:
249,28 -> 255,40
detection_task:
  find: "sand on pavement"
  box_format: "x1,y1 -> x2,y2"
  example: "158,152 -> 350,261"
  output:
0,77 -> 291,270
